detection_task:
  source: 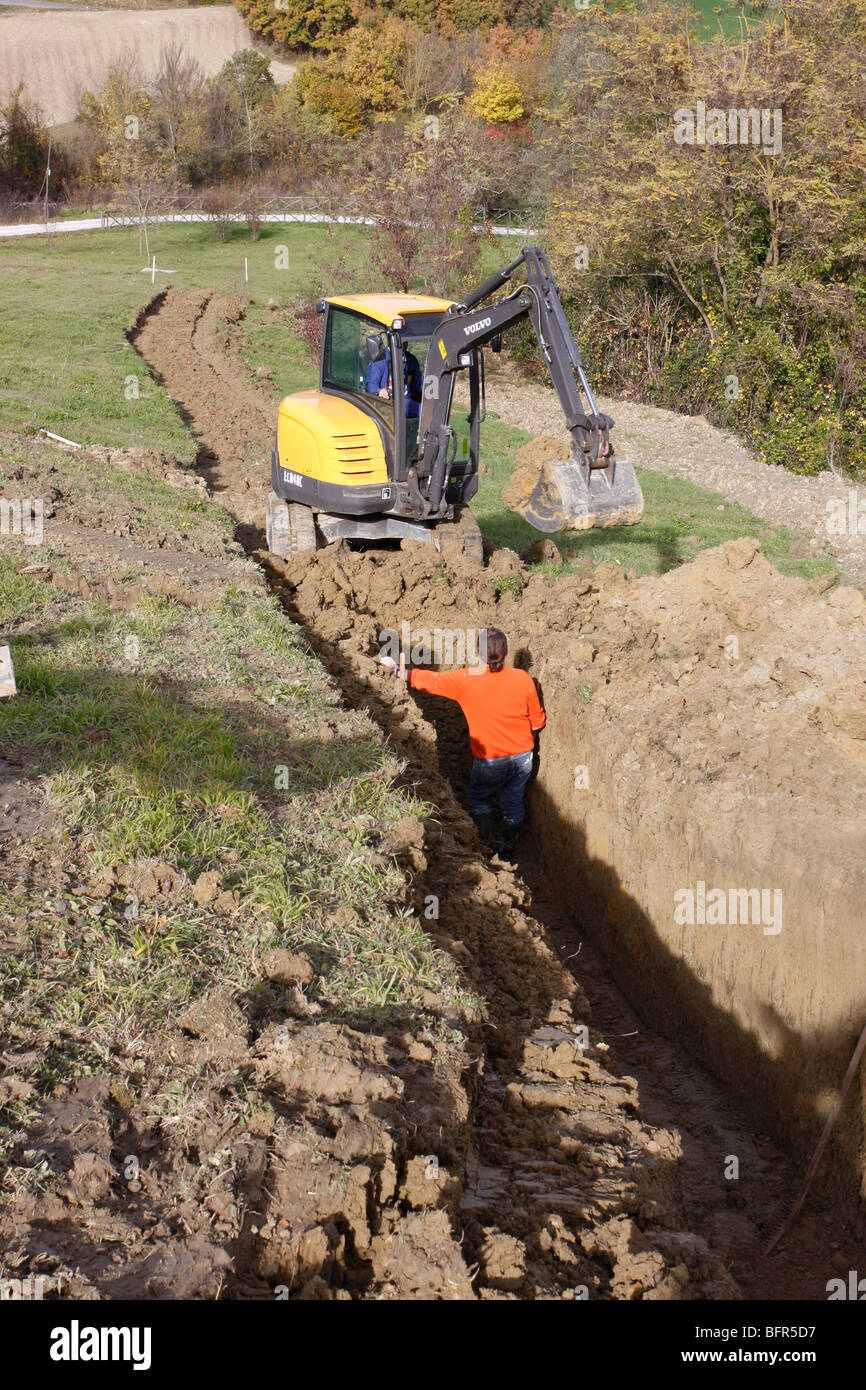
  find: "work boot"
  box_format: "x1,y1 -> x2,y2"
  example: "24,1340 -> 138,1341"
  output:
499,819 -> 522,858
472,813 -> 496,849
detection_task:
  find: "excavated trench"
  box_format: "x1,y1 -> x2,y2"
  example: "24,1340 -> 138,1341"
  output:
130,286 -> 866,1299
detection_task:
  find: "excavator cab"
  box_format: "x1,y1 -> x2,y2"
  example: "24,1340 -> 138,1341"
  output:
266,249 -> 642,561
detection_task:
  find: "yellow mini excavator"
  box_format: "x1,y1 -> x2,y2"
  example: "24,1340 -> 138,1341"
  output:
266,246 -> 643,562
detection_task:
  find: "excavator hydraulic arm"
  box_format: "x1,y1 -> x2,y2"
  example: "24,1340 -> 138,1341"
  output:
416,247 -> 644,533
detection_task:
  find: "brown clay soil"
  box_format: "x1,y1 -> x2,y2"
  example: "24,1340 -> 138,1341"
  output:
124,285 -> 866,1298
501,434 -> 568,516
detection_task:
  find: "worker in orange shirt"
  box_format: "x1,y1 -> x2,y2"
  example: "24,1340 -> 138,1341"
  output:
385,628 -> 545,857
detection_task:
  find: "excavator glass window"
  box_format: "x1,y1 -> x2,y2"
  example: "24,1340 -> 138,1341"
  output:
322,306 -> 394,429
394,314 -> 452,466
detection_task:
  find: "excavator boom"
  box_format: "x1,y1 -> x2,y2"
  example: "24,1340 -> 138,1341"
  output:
417,247 -> 644,533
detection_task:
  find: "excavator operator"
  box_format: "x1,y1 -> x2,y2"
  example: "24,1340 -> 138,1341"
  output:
365,344 -> 424,418
386,628 -> 545,857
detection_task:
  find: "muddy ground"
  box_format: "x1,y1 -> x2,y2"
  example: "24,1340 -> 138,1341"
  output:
1,376 -> 739,1303
125,285 -> 866,1298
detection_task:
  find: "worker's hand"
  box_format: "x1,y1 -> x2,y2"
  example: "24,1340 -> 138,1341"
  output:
377,388 -> 389,400
381,654 -> 408,680
380,655 -> 407,680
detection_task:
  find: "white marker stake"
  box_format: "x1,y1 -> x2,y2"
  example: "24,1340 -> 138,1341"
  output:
245,257 -> 249,283
151,254 -> 156,285
39,428 -> 81,449
0,646 -> 17,698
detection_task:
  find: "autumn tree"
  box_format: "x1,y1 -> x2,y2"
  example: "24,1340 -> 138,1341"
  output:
469,67 -> 525,123
292,65 -> 366,138
80,62 -> 176,257
292,15 -> 431,134
211,50 -> 275,176
435,0 -> 507,36
328,19 -> 410,115
535,0 -> 866,477
0,88 -> 55,199
330,115 -> 487,293
150,42 -> 208,181
394,24 -> 461,112
232,0 -> 353,51
259,81 -> 345,178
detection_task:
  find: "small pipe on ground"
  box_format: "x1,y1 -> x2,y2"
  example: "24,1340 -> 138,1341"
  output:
38,428 -> 81,449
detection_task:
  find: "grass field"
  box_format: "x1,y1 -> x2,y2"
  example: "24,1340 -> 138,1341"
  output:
0,228 -> 485,1201
605,0 -> 771,37
689,0 -> 771,37
0,220 -> 526,451
0,430 -> 467,1031
0,221 -> 354,456
0,425 -> 473,1246
0,219 -> 836,582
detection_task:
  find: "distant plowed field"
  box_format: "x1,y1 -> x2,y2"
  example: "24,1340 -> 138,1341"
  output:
0,5 -> 293,124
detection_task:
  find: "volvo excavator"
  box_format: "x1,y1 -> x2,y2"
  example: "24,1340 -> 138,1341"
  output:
265,246 -> 643,563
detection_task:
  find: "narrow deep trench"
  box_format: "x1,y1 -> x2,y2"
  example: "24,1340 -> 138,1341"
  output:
131,286 -> 859,1300
415,698 -> 861,1300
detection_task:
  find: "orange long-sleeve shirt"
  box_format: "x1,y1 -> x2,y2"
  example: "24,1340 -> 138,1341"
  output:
408,665 -> 546,759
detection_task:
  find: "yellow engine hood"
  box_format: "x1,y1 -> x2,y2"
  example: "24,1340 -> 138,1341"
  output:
276,390 -> 388,486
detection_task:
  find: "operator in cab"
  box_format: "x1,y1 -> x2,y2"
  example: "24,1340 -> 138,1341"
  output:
365,344 -> 424,418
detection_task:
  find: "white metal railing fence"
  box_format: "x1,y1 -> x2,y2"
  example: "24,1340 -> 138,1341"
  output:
99,194 -> 542,235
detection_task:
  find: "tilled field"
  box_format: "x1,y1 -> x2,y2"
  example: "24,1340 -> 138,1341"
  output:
0,7 -> 290,127
128,286 -> 866,1299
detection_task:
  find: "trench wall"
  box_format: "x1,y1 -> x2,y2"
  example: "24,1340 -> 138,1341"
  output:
525,643 -> 866,1205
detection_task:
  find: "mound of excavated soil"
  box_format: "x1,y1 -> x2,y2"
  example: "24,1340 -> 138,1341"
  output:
272,534 -> 866,1202
502,433 -> 568,514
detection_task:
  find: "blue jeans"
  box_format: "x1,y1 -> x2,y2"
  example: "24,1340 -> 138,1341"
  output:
467,750 -> 534,825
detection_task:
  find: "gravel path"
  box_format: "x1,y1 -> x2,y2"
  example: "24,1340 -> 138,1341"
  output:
485,367 -> 866,584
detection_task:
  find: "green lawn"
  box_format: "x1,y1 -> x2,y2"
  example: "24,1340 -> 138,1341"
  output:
689,0 -> 771,37
0,430 -> 471,1039
0,221 -> 378,456
0,220 -> 522,452
475,415 -> 838,581
0,430 -> 474,1205
0,219 -> 834,582
605,0 -> 771,37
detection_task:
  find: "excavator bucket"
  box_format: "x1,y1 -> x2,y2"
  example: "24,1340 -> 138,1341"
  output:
503,435 -> 644,533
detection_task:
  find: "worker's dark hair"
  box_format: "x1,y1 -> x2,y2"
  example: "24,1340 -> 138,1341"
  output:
483,628 -> 508,672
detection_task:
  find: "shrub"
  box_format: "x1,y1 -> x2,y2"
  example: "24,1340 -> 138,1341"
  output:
469,67 -> 525,124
